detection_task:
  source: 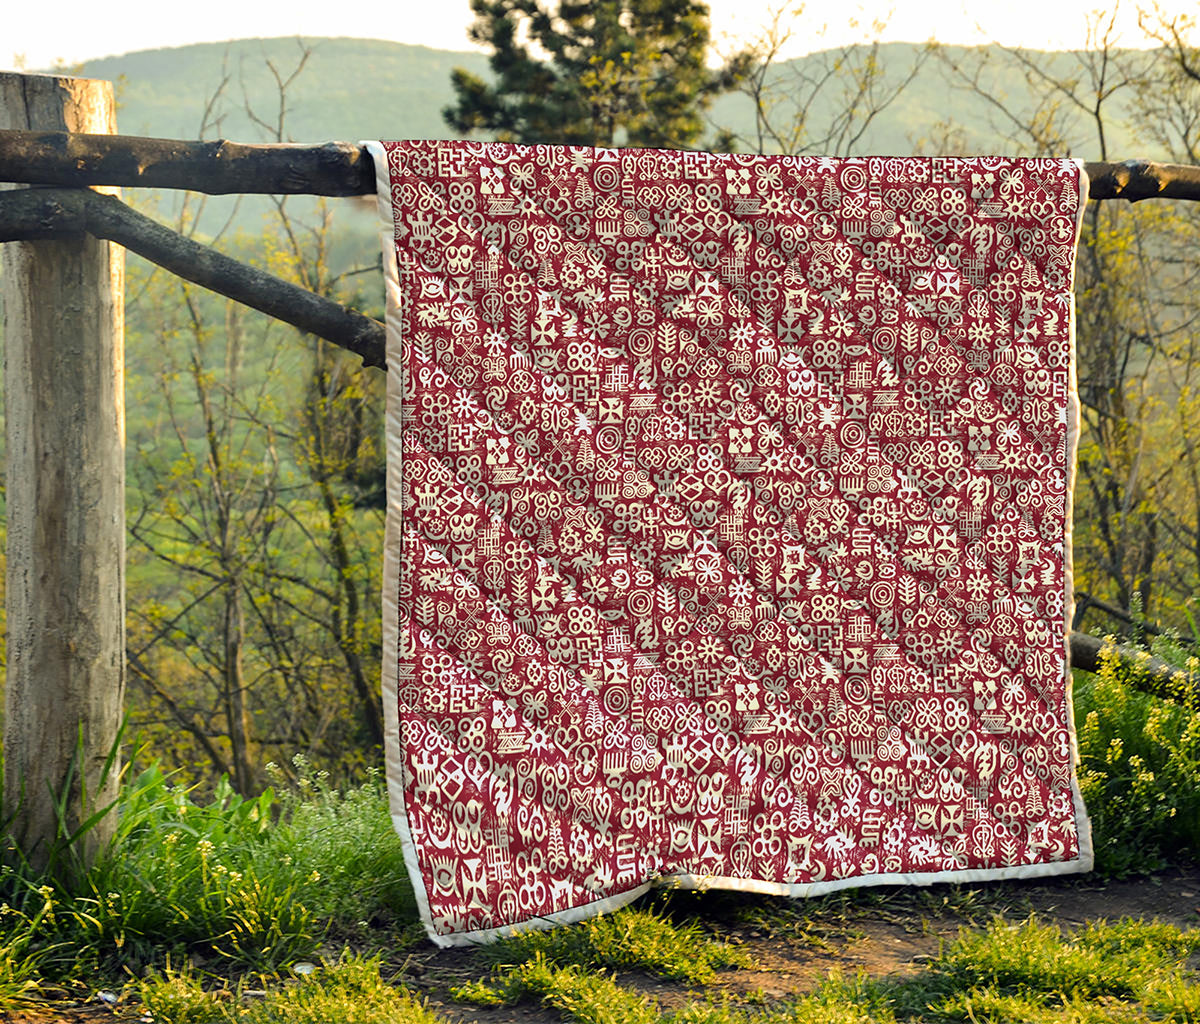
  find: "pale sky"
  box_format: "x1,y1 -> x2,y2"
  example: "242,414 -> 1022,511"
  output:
4,0 -> 1185,72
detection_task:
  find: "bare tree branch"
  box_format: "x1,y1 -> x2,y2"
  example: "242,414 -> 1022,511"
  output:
3,129 -> 1200,203
0,187 -> 385,368
0,129 -> 374,194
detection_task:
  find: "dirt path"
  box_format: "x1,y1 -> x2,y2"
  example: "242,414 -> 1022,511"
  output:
404,864 -> 1200,1024
7,865 -> 1200,1023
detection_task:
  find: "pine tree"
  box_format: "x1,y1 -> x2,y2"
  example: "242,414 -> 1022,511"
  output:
444,0 -> 747,148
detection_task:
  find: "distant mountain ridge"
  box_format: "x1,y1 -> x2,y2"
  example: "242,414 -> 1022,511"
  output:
81,37 -> 491,143
78,36 -> 1142,159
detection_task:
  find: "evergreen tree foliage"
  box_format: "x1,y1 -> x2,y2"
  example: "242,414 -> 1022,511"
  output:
444,0 -> 745,148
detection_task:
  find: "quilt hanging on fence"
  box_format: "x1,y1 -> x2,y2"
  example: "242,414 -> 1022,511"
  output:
366,140 -> 1094,947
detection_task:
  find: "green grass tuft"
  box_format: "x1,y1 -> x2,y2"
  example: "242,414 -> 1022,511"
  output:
140,953 -> 443,1023
455,953 -> 659,1024
931,988 -> 1149,1023
925,916 -> 1200,1022
939,917 -> 1140,1001
457,906 -> 755,1023
479,905 -> 751,984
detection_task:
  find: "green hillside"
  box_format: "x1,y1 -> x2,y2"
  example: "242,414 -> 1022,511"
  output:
78,36 -> 1145,159
82,37 -> 490,142
69,35 -> 1150,267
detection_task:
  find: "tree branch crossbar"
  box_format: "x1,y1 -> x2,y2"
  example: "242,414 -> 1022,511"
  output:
4,130 -> 1200,201
0,131 -> 375,195
0,187 -> 386,369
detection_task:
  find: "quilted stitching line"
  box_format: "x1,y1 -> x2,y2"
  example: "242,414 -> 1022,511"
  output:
398,150 -> 1065,869
461,148 -> 1070,711
398,147 -> 1075,845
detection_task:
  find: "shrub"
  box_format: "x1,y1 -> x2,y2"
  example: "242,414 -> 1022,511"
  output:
0,758 -> 415,975
1074,638 -> 1200,874
257,757 -> 414,936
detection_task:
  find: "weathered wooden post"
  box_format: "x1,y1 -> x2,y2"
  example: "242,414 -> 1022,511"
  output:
0,73 -> 125,869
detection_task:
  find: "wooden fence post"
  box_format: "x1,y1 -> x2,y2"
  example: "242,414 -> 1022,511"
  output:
0,73 -> 125,870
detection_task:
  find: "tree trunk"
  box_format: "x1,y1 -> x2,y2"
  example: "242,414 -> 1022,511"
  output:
0,73 -> 125,871
224,584 -> 255,796
308,343 -> 386,750
317,471 -> 385,750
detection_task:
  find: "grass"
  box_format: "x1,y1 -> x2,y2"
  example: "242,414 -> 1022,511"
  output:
139,953 -> 441,1024
454,905 -> 752,1019
922,916 -> 1200,1023
475,904 -> 753,983
449,912 -> 1200,1024
0,754 -> 415,987
68,768 -> 321,970
934,917 -> 1200,1003
456,955 -> 663,1024
259,757 -> 417,939
0,642 -> 1197,1019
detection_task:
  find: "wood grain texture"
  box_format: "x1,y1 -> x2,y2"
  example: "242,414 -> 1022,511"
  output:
1,72 -> 125,869
3,129 -> 1200,204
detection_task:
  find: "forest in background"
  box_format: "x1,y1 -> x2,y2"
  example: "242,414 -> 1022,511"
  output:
2,7 -> 1199,790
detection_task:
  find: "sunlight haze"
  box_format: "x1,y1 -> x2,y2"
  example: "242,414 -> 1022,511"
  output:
5,0 -> 1187,73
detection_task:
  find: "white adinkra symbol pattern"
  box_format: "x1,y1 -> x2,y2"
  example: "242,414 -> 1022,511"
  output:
382,141 -> 1086,942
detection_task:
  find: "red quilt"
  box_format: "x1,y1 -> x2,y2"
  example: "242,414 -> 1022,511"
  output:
367,141 -> 1092,946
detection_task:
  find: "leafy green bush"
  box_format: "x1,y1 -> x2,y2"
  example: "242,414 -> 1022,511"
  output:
1074,639 -> 1200,874
258,757 -> 414,936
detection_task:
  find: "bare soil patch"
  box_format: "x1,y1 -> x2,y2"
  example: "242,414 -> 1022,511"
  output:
411,864 -> 1200,1022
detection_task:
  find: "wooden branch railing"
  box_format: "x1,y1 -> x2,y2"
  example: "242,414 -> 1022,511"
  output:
1069,632 -> 1196,696
0,187 -> 385,368
0,130 -> 375,195
3,129 -> 1200,201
